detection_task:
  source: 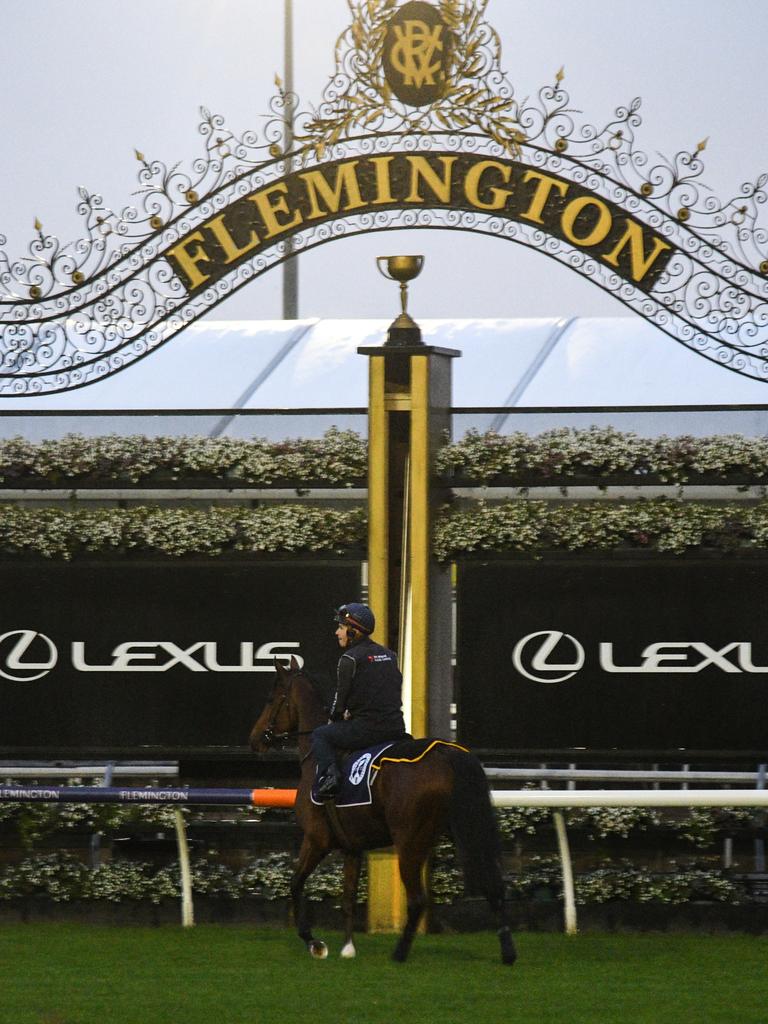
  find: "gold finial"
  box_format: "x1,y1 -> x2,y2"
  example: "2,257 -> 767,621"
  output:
555,66 -> 565,84
134,149 -> 146,163
34,218 -> 43,232
696,137 -> 708,154
274,72 -> 283,90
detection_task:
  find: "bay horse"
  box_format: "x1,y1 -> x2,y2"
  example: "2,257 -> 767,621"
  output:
248,656 -> 516,965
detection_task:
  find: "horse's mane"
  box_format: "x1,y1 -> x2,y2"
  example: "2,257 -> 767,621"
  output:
292,668 -> 332,715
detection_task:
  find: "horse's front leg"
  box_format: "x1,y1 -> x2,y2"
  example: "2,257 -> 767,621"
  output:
290,836 -> 329,958
340,852 -> 362,959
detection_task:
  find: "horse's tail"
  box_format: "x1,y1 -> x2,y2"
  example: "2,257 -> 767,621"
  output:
444,746 -> 504,898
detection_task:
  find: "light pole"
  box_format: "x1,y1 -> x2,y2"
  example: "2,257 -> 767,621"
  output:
282,0 -> 298,319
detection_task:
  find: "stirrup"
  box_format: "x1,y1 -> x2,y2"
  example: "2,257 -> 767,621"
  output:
316,769 -> 340,798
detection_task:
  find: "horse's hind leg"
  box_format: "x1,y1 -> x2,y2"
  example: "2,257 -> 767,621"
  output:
485,872 -> 517,966
340,852 -> 362,958
391,845 -> 430,963
290,837 -> 329,958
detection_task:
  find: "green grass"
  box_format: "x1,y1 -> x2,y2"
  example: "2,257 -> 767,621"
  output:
0,925 -> 766,1024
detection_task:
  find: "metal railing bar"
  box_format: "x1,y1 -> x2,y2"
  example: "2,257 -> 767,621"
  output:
0,408 -> 367,417
484,767 -> 762,784
1,404 -> 766,418
1,764 -> 179,778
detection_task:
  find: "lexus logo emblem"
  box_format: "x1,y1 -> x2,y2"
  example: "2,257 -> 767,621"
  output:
0,630 -> 58,682
512,630 -> 585,684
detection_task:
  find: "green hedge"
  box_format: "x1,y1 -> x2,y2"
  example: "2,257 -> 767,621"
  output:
3,499 -> 768,560
5,427 -> 768,489
434,499 -> 768,560
0,504 -> 365,559
0,800 -> 752,906
0,851 -> 744,907
437,428 -> 768,484
2,428 -> 767,560
0,428 -> 367,487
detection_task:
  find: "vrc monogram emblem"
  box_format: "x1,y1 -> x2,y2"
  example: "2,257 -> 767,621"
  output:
391,21 -> 443,88
384,1 -> 454,107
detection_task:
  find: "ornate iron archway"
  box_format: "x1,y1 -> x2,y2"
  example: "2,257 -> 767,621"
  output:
1,0 -> 766,394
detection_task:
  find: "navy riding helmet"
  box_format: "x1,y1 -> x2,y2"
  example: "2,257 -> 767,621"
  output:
334,602 -> 375,635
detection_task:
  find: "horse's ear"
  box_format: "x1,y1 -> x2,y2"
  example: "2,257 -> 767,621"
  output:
289,654 -> 300,672
274,657 -> 286,679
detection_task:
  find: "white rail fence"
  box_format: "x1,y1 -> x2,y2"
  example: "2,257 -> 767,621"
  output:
0,763 -> 765,933
487,764 -> 767,934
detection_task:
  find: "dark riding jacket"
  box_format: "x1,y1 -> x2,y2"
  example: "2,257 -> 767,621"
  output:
329,637 -> 406,734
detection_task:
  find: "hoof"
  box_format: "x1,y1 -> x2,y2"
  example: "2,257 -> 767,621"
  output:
308,940 -> 328,959
340,941 -> 356,959
391,947 -> 408,963
499,928 -> 517,966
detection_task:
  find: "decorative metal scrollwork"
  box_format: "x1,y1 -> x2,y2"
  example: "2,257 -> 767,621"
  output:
0,0 -> 766,394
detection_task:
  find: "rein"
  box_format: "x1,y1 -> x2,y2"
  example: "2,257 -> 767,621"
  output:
263,725 -> 315,746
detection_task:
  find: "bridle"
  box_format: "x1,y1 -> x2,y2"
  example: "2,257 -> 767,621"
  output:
260,676 -> 314,748
261,683 -> 291,747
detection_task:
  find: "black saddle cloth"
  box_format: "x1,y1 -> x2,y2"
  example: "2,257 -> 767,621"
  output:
310,736 -> 463,807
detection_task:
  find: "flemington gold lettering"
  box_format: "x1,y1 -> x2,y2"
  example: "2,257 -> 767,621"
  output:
405,155 -> 457,203
247,182 -> 303,238
463,160 -> 513,211
604,220 -> 673,283
370,156 -> 396,205
520,170 -> 569,224
299,161 -> 366,219
165,231 -> 213,290
164,152 -> 675,296
560,196 -> 613,247
206,213 -> 261,264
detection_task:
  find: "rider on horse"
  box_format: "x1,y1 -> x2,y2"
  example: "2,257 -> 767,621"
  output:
313,603 -> 407,799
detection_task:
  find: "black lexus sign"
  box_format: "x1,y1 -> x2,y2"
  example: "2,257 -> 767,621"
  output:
456,560 -> 768,753
0,561 -> 359,755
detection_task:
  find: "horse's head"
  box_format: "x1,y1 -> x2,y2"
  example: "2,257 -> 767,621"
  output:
248,655 -> 303,752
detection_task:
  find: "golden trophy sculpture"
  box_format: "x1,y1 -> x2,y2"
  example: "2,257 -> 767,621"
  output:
376,255 -> 425,346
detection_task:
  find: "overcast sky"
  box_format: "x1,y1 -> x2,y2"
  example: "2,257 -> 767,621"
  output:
1,0 -> 766,323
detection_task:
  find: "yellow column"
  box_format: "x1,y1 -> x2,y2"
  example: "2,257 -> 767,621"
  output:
409,355 -> 430,738
367,356 -> 388,645
367,851 -> 408,933
363,348 -> 450,934
366,354 -> 405,932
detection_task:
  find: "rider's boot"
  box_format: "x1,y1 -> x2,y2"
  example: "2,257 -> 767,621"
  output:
316,764 -> 341,799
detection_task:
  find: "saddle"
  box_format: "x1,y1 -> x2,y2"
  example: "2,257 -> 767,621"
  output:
310,737 -> 468,807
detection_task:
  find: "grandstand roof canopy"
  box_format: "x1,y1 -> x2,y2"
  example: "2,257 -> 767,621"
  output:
3,318 -> 767,439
